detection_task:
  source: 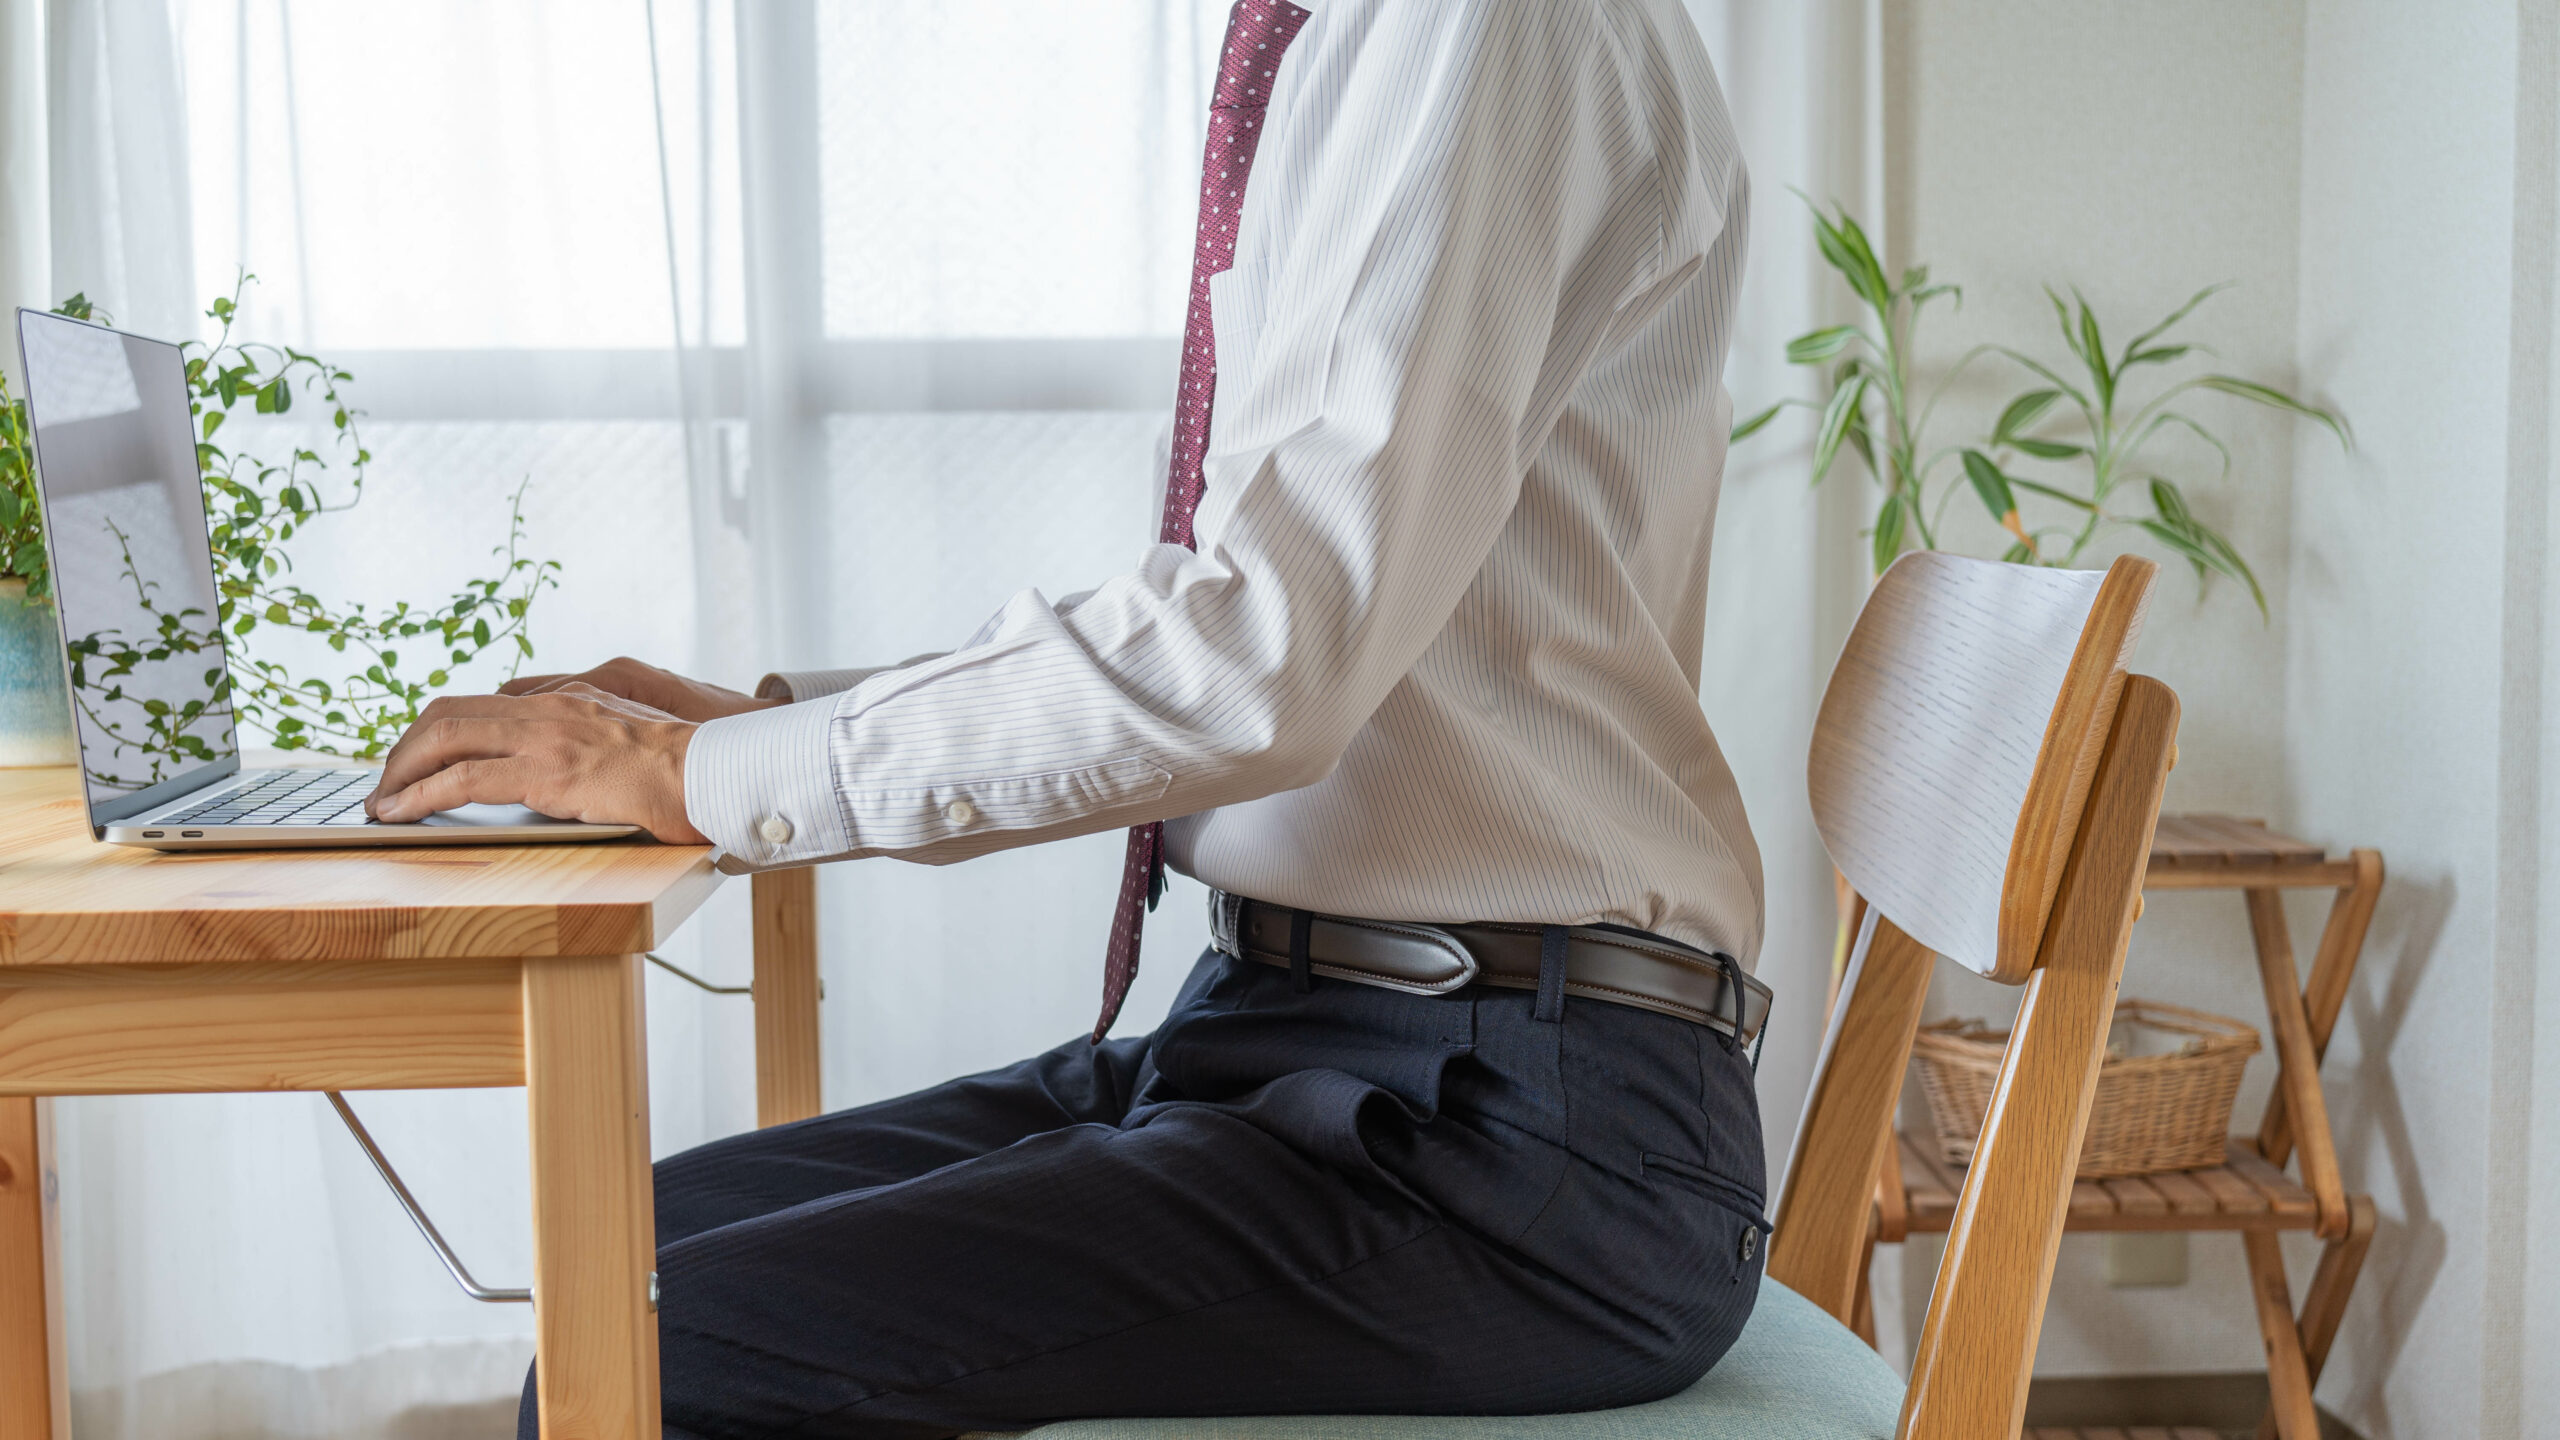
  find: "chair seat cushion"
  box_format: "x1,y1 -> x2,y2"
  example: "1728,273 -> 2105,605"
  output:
1004,1277 -> 1905,1440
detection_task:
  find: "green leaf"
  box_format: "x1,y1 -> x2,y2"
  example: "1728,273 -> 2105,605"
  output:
2122,281 -> 2232,359
2194,518 -> 2269,619
1831,210 -> 1892,311
2149,476 -> 2196,529
2074,291 -> 2114,411
2140,518 -> 2228,586
1811,374 -> 1871,486
472,616 -> 492,646
2007,437 -> 2087,460
2122,344 -> 2192,369
2007,475 -> 2100,512
1870,492 -> 1908,575
2047,288 -> 2086,365
1786,326 -> 1862,364
2190,375 -> 2353,448
1729,402 -> 1784,443
1992,390 -> 2062,446
1808,201 -> 1891,312
1962,450 -> 2021,532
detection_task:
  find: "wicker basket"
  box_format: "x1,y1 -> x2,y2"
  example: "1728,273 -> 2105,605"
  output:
1911,999 -> 2261,1179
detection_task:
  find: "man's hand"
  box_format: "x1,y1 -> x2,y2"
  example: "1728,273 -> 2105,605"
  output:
500,656 -> 782,724
366,684 -> 710,844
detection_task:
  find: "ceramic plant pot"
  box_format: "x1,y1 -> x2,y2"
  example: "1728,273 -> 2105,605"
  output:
0,578 -> 75,767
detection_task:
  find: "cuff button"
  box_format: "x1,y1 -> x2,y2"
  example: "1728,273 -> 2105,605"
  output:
758,815 -> 794,846
944,799 -> 977,826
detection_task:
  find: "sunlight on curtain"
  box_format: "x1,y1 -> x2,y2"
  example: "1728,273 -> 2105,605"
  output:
44,1 -> 1873,1433
815,2 -> 1208,339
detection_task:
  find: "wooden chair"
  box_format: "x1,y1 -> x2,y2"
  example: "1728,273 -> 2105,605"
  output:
1007,551 -> 2174,1440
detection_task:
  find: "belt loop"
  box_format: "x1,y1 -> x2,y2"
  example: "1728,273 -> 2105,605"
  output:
1714,952 -> 1745,1058
1288,908 -> 1315,993
1534,925 -> 1569,1023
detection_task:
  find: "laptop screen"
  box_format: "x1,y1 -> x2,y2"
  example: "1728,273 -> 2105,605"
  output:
17,311 -> 240,824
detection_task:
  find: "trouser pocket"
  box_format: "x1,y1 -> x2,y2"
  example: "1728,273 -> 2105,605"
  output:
1642,1150 -> 1772,1283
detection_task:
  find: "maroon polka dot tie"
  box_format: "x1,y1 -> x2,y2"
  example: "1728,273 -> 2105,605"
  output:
1094,0 -> 1312,1042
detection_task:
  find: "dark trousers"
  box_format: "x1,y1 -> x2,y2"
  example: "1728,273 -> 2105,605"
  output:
519,948 -> 1769,1439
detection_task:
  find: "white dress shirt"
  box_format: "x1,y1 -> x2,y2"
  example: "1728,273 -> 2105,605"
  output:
686,0 -> 1764,967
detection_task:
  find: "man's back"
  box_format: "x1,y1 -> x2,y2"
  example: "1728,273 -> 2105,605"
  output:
1170,0 -> 1760,963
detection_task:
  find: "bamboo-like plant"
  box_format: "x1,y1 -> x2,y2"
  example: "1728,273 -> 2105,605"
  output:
1735,202 -> 2349,613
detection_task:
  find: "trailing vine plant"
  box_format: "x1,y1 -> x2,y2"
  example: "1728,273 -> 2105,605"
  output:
0,279 -> 559,788
1735,201 -> 2350,614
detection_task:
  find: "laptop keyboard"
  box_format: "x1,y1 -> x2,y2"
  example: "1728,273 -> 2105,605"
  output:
159,769 -> 381,827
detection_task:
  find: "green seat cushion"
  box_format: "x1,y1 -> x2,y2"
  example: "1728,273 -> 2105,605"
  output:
1003,1277 -> 1904,1440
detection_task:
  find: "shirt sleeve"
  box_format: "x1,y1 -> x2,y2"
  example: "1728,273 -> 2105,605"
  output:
685,0 -> 1660,872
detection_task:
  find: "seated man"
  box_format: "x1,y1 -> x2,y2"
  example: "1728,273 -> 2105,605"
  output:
368,0 -> 1768,1433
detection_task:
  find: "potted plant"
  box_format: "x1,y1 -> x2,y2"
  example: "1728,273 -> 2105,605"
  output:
0,284 -> 559,783
1736,202 -> 2350,607
0,361 -> 72,766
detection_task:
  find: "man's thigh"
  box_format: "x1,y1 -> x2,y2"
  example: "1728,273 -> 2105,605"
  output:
655,1032 -> 1151,1245
649,1099 -> 1668,1440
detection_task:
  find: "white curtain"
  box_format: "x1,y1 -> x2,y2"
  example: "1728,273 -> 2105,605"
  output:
19,2 -> 1879,1433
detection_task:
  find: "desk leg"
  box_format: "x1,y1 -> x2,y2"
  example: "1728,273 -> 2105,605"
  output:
526,955 -> 660,1440
752,869 -> 823,1127
0,1096 -> 64,1440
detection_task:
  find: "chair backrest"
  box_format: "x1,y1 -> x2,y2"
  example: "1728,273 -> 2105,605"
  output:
1769,552 -> 2177,1440
1809,552 -> 2153,983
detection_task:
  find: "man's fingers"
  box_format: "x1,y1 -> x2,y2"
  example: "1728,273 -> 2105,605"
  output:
370,716 -> 548,809
497,673 -> 574,696
372,757 -> 536,824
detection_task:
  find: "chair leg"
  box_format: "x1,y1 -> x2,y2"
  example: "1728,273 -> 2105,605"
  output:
2253,1195 -> 2377,1440
1850,1228 -> 1878,1348
2243,1229 -> 2322,1440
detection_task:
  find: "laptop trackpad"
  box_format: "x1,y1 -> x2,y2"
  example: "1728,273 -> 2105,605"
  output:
418,803 -> 576,828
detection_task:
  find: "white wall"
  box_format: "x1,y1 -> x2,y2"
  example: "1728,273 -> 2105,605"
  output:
2289,2 -> 2556,1436
1880,3 -> 2560,1436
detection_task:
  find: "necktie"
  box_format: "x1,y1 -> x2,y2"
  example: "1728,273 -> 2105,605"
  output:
1094,0 -> 1312,1042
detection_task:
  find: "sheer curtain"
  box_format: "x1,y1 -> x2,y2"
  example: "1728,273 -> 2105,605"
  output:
13,2 -> 1881,1434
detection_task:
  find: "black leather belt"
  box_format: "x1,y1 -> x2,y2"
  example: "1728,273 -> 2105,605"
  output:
1208,890 -> 1772,1047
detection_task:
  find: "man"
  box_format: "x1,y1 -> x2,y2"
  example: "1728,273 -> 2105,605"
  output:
372,0 -> 1765,1433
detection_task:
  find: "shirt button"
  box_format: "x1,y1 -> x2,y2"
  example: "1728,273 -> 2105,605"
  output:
759,815 -> 793,846
944,799 -> 977,826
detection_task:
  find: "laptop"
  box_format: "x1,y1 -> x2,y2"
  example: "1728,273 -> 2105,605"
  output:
15,307 -> 637,850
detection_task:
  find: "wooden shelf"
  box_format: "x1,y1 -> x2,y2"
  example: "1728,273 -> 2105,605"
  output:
1894,1131 -> 2318,1234
1862,814 -> 2387,1440
2144,813 -> 2359,891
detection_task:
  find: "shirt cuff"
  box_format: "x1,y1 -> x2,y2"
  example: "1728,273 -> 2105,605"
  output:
684,697 -> 852,873
755,668 -> 877,703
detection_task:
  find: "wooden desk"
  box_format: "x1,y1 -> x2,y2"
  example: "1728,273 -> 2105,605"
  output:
0,767 -> 824,1440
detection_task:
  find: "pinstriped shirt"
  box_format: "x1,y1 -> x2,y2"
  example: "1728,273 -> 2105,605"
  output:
685,0 -> 1765,967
